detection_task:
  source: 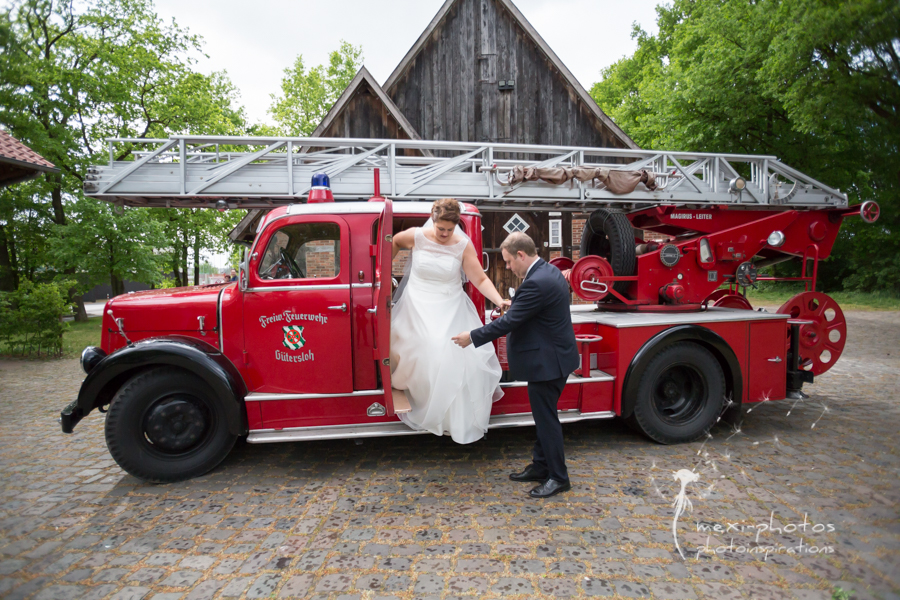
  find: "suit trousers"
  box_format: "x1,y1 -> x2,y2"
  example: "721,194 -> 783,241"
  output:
527,375 -> 569,483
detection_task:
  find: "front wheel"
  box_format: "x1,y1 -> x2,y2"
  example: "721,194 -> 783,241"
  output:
105,367 -> 237,482
629,342 -> 726,444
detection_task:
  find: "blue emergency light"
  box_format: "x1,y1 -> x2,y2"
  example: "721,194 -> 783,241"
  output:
307,172 -> 334,203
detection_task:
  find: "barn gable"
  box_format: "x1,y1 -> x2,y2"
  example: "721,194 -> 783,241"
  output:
383,0 -> 638,149
310,66 -> 424,142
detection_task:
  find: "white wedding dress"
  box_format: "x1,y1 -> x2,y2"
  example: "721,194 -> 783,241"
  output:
390,228 -> 503,444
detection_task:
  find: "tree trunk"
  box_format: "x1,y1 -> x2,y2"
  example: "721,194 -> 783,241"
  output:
0,222 -> 17,292
72,294 -> 88,322
193,233 -> 200,286
181,231 -> 189,287
49,176 -> 67,226
110,272 -> 125,297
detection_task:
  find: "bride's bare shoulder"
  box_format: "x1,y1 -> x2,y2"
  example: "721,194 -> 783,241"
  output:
393,227 -> 417,249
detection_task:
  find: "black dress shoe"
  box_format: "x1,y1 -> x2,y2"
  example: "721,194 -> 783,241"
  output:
509,464 -> 549,482
529,478 -> 571,498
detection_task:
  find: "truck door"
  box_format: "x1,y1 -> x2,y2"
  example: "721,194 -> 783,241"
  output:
374,200 -> 394,414
243,215 -> 352,394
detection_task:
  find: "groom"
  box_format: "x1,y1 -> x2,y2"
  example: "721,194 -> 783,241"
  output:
452,232 -> 579,498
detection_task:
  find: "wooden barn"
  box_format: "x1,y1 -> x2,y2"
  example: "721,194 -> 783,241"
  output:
309,0 -> 639,296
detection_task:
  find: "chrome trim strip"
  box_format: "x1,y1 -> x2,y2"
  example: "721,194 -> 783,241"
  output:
570,306 -> 790,328
246,389 -> 384,402
499,371 -> 614,388
217,287 -> 226,350
245,284 -> 350,292
246,410 -> 616,443
351,283 -> 373,288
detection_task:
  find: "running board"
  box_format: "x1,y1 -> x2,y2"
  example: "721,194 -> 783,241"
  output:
246,409 -> 616,444
500,370 -> 614,388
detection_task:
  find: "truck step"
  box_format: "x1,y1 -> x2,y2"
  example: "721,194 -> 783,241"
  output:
246,409 -> 616,444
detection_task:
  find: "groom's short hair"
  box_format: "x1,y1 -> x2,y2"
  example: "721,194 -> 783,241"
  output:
501,232 -> 537,257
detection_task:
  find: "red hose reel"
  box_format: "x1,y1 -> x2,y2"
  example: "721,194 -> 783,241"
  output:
552,256 -> 614,301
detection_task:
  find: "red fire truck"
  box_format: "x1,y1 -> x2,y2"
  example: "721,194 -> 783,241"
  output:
60,137 -> 878,482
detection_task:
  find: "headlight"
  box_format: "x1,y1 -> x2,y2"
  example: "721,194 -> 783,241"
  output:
81,346 -> 107,375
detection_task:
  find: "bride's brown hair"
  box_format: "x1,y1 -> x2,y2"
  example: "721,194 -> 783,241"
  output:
431,198 -> 461,225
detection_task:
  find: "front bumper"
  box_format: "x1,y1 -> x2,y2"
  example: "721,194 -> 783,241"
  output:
60,400 -> 84,433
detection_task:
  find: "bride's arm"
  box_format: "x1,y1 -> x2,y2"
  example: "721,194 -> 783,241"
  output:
392,228 -> 415,259
461,242 -> 508,308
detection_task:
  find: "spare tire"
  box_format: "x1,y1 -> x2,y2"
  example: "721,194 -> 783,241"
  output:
579,209 -> 636,296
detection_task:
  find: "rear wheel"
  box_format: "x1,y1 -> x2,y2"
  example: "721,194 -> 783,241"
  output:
629,342 -> 725,444
105,367 -> 237,482
579,209 -> 636,296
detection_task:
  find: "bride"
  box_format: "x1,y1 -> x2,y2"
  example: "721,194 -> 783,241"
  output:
390,198 -> 509,444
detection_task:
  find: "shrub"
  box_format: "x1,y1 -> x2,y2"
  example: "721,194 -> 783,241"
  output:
0,280 -> 72,357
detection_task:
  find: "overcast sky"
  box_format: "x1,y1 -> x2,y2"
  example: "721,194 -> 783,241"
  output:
153,0 -> 663,126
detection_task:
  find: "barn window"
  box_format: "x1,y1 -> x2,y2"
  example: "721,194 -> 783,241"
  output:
503,214 -> 529,234
549,219 -> 562,248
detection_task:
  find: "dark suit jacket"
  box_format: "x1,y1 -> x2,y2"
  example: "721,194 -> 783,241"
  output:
470,258 -> 579,382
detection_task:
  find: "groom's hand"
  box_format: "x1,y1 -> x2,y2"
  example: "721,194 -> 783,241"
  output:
452,331 -> 472,348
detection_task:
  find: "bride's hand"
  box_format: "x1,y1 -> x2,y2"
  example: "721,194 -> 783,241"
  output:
499,299 -> 512,312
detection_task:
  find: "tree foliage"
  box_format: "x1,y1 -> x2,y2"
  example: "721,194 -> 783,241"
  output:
0,0 -> 248,313
591,0 -> 900,294
269,41 -> 363,136
0,279 -> 71,356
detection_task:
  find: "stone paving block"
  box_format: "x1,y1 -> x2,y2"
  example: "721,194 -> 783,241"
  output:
613,580 -> 651,597
741,584 -> 794,599
33,584 -> 88,600
220,576 -> 253,598
693,582 -> 744,599
508,559 -> 545,574
82,585 -> 121,600
109,587 -> 152,600
447,576 -> 488,594
247,574 -> 282,599
314,573 -> 352,593
650,582 -> 698,600
582,577 -> 614,596
414,574 -> 445,594
159,570 -> 202,587
278,574 -> 314,598
455,558 -> 503,572
539,577 -> 579,597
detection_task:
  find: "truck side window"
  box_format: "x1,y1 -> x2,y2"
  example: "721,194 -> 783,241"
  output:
258,222 -> 341,280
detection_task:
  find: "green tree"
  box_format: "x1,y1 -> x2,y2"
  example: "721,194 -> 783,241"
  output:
591,0 -> 899,294
269,41 -> 363,135
0,0 -> 247,316
152,208 -> 243,288
49,201 -> 165,297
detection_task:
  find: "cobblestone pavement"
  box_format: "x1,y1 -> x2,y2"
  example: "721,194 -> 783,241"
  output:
0,310 -> 898,600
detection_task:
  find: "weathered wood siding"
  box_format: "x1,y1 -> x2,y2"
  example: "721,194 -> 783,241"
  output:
387,0 -> 629,150
318,85 -> 415,142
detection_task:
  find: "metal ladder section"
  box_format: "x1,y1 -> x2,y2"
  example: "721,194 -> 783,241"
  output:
84,135 -> 848,211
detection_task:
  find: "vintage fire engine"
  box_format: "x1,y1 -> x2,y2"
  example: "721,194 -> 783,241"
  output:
59,136 -> 879,482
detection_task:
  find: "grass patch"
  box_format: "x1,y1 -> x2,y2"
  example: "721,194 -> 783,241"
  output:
63,317 -> 103,357
745,288 -> 900,310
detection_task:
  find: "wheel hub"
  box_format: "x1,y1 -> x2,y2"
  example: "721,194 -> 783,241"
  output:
144,397 -> 208,452
653,365 -> 705,424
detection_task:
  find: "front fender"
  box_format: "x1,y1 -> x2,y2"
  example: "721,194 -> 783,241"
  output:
61,336 -> 247,436
620,325 -> 743,418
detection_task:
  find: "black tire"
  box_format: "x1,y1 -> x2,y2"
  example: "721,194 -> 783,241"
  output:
629,342 -> 726,444
580,209 -> 636,296
105,367 -> 237,483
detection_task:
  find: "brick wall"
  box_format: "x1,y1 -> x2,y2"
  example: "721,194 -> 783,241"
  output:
305,240 -> 339,278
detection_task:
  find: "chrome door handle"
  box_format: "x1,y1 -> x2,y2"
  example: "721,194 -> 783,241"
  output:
367,307 -> 377,314
328,303 -> 348,312
767,357 -> 782,362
